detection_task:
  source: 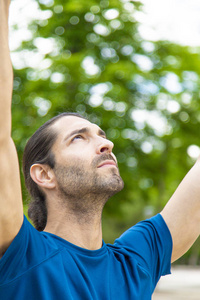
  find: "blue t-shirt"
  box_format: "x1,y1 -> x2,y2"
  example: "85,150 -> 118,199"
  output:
0,214 -> 172,299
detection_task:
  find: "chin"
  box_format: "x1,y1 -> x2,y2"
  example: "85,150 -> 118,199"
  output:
105,174 -> 124,195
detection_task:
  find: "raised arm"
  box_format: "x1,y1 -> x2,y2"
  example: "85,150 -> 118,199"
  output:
161,157 -> 200,262
0,0 -> 23,257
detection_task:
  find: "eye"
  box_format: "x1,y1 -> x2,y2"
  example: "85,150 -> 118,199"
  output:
71,135 -> 84,142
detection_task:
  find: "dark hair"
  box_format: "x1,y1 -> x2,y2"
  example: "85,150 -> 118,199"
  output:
22,112 -> 86,231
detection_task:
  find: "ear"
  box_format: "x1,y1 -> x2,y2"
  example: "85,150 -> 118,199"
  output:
30,164 -> 56,190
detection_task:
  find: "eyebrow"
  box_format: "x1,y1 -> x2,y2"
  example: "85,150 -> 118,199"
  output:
63,127 -> 106,142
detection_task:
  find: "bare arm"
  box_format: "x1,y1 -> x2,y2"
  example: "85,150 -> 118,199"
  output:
0,0 -> 23,257
161,157 -> 200,262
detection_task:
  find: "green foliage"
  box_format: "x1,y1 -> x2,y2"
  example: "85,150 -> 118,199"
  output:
11,0 -> 200,263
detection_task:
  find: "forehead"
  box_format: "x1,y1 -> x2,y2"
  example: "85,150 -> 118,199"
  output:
52,116 -> 102,141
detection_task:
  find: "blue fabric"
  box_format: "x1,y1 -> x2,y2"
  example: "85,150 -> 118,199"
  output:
0,214 -> 172,299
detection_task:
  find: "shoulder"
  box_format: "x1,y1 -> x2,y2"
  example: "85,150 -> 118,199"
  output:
112,214 -> 172,278
115,214 -> 172,247
0,216 -> 62,285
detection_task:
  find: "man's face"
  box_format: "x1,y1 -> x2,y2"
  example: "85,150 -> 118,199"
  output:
51,116 -> 124,201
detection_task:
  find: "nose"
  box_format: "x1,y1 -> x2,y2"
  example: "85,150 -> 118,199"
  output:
96,137 -> 114,154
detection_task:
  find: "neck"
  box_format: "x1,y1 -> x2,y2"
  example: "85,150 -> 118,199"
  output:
44,194 -> 106,250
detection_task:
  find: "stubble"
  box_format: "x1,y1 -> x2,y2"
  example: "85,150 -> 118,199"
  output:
53,153 -> 124,215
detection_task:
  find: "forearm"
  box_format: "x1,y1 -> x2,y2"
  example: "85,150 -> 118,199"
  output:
0,0 -> 12,75
161,157 -> 200,262
0,0 -> 13,136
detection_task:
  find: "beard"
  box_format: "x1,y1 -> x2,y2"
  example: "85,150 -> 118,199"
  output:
53,153 -> 124,212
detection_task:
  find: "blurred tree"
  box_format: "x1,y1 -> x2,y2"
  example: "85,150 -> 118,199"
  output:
11,0 -> 200,263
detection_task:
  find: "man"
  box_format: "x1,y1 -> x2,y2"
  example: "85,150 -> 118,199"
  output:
0,1 -> 200,299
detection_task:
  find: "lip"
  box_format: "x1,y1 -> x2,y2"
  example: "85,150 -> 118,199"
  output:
97,160 -> 117,168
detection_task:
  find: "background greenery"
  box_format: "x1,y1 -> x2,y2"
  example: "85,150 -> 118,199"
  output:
11,0 -> 200,264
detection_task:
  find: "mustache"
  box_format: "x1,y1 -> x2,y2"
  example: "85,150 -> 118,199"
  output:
92,153 -> 117,168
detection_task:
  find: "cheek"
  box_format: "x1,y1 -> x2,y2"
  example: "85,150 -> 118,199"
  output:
58,153 -> 92,169
54,143 -> 95,168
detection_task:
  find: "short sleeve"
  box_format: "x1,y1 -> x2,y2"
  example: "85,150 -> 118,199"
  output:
0,216 -> 59,286
114,214 -> 172,287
